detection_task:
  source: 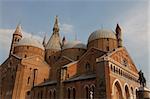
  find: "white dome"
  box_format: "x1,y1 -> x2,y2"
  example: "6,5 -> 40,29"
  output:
16,37 -> 44,50
62,41 -> 86,50
88,29 -> 116,42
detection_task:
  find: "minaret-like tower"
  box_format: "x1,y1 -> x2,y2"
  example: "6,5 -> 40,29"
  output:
9,24 -> 22,55
45,16 -> 61,63
115,24 -> 122,47
45,16 -> 61,51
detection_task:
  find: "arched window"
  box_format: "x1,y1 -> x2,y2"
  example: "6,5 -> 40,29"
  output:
136,89 -> 138,98
25,54 -> 27,58
91,85 -> 95,98
15,38 -> 17,42
11,75 -> 14,79
53,90 -> 56,99
37,92 -> 40,99
110,64 -> 113,70
125,85 -> 130,99
116,68 -> 118,73
26,91 -> 30,95
77,56 -> 79,60
73,88 -> 76,99
27,77 -> 30,84
85,86 -> 89,99
113,66 -> 115,72
131,87 -> 134,96
85,62 -> 90,71
67,88 -> 71,99
49,90 -> 52,99
120,70 -> 122,75
113,81 -> 123,99
40,91 -> 43,99
106,46 -> 109,51
119,69 -> 120,75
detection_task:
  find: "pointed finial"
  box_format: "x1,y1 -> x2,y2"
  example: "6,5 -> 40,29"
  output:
42,33 -> 47,47
14,23 -> 22,37
62,36 -> 66,43
115,23 -> 123,47
116,23 -> 121,32
53,15 -> 59,33
61,36 -> 66,49
16,23 -> 21,31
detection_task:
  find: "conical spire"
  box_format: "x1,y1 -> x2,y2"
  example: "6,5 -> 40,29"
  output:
115,23 -> 121,33
53,15 -> 59,33
115,23 -> 122,47
46,16 -> 61,50
9,23 -> 23,55
14,23 -> 22,37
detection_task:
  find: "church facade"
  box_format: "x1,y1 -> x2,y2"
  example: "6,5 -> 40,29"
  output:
0,16 -> 143,99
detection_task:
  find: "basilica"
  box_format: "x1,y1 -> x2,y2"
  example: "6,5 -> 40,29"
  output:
0,16 -> 149,99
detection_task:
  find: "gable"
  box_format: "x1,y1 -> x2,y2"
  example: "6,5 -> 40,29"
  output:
77,47 -> 106,74
0,55 -> 21,77
52,56 -> 73,68
108,47 -> 138,73
21,56 -> 50,70
1,55 -> 21,68
79,47 -> 106,63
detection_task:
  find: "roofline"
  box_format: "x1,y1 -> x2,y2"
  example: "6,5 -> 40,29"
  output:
78,47 -> 107,63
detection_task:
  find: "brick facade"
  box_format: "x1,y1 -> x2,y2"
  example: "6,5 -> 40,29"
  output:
0,17 -> 148,99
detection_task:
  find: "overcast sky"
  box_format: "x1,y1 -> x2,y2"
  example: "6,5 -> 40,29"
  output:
0,0 -> 149,87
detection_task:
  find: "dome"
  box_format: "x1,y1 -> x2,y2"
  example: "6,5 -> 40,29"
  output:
16,37 -> 44,50
88,29 -> 116,42
62,41 -> 86,50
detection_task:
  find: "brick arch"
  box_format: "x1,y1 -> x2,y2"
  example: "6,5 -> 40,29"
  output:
84,85 -> 90,88
67,87 -> 71,99
90,84 -> 95,98
124,83 -> 133,94
51,88 -> 56,99
84,85 -> 90,99
112,79 -> 124,99
90,84 -> 95,88
72,87 -> 76,99
130,86 -> 134,99
134,87 -> 139,97
48,89 -> 53,98
129,84 -> 135,94
124,83 -> 131,99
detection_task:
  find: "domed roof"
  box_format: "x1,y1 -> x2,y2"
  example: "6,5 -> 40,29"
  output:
88,29 -> 116,42
62,41 -> 86,50
16,37 -> 44,50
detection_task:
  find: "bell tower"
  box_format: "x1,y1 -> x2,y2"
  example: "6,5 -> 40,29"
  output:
9,24 -> 22,55
115,24 -> 122,47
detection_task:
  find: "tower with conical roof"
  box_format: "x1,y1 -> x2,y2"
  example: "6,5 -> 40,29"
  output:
46,16 -> 61,50
45,16 -> 61,64
115,23 -> 123,47
9,24 -> 22,55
